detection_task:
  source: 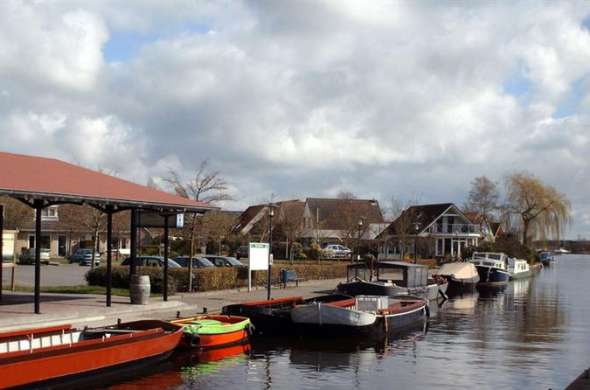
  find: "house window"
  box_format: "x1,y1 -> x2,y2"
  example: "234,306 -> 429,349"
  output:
33,206 -> 59,221
28,234 -> 51,249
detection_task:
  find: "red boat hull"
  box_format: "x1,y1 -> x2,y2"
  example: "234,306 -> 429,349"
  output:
183,329 -> 249,349
0,321 -> 183,389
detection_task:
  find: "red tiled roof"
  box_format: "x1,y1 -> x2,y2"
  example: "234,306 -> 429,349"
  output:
0,151 -> 214,211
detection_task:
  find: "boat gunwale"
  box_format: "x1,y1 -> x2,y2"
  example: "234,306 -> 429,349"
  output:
0,327 -> 170,364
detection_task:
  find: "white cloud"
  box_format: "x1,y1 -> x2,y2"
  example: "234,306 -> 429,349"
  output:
0,1 -> 589,236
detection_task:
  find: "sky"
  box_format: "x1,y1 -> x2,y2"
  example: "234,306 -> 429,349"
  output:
0,1 -> 589,238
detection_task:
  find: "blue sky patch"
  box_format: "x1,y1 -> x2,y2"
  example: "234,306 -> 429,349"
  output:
104,23 -> 211,63
553,77 -> 587,119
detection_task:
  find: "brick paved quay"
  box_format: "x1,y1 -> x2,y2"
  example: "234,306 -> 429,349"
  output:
0,277 -> 344,332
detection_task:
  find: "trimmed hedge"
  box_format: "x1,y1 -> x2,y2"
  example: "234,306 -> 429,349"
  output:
86,263 -> 350,293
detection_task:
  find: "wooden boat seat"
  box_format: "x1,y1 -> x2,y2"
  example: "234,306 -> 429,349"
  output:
0,331 -> 82,354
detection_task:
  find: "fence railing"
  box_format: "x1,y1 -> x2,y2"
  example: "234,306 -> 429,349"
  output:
428,223 -> 480,234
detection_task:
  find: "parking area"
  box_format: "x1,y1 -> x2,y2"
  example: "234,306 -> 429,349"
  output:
2,263 -> 89,287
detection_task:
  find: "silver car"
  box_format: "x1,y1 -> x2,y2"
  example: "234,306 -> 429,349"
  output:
322,244 -> 352,259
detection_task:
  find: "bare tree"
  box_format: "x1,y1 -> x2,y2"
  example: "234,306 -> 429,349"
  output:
61,204 -> 105,270
388,198 -> 417,261
466,176 -> 500,236
164,159 -> 231,291
505,172 -> 571,246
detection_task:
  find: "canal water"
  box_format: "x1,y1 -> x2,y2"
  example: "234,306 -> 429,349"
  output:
103,255 -> 590,390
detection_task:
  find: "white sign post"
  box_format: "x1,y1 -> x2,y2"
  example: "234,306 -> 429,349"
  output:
248,242 -> 269,291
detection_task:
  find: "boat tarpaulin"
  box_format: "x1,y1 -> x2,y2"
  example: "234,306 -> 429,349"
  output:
437,262 -> 478,279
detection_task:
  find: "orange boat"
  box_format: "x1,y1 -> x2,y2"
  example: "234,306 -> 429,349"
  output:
0,320 -> 183,389
172,315 -> 251,349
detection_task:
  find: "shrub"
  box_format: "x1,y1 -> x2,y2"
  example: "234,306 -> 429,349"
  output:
87,262 -> 350,293
86,266 -> 177,294
303,243 -> 322,260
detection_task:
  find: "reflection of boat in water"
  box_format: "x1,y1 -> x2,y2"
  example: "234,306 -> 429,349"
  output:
476,284 -> 507,298
510,278 -> 532,298
447,293 -> 479,313
284,322 -> 428,370
180,343 -> 250,379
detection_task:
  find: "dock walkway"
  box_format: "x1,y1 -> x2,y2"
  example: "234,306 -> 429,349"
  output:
0,278 -> 343,332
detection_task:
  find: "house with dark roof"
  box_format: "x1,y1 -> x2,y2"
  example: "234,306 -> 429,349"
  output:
232,197 -> 387,246
377,203 -> 482,260
301,198 -> 386,243
463,212 -> 505,242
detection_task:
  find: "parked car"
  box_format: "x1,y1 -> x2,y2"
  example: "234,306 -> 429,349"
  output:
173,256 -> 215,268
19,248 -> 50,264
121,256 -> 182,269
321,244 -> 353,259
69,249 -> 101,266
235,245 -> 249,260
203,255 -> 246,268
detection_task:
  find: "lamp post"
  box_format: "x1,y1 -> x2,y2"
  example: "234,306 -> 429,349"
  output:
267,206 -> 274,300
413,222 -> 421,264
357,219 -> 363,262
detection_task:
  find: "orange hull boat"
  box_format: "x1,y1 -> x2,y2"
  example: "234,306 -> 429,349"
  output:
0,320 -> 183,389
172,315 -> 250,349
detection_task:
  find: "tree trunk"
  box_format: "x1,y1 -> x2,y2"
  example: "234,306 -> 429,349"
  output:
91,229 -> 98,270
522,218 -> 530,246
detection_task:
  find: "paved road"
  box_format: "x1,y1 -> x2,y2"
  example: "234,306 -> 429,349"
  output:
2,264 -> 90,287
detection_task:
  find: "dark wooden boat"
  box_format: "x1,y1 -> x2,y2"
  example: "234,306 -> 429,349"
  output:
221,294 -> 352,335
290,295 -> 428,337
338,261 -> 447,300
0,320 -> 183,389
172,315 -> 251,349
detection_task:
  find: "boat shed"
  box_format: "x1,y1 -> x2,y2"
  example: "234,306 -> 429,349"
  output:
0,151 -> 216,313
375,261 -> 429,288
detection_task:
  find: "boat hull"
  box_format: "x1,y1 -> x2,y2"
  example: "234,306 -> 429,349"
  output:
222,295 -> 352,336
509,269 -> 533,280
475,266 -> 510,286
172,315 -> 251,350
445,277 -> 479,296
0,321 -> 183,389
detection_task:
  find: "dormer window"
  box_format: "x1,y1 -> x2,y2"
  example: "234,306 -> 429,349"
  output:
34,206 -> 59,221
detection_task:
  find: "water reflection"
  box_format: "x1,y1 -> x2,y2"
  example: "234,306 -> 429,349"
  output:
90,255 -> 590,389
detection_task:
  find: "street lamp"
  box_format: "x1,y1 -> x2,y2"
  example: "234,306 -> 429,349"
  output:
413,222 -> 421,264
267,206 -> 274,300
357,219 -> 364,262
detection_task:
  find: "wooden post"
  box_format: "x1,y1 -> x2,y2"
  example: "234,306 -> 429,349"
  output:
34,201 -> 42,314
130,209 -> 137,280
106,208 -> 113,307
163,214 -> 169,302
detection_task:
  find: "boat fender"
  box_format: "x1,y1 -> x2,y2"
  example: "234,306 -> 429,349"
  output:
425,304 -> 430,318
189,333 -> 200,348
247,323 -> 256,336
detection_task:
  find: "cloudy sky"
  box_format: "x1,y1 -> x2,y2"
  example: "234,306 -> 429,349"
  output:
1,1 -> 589,237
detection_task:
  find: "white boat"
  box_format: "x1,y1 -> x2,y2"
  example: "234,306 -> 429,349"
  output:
290,299 -> 377,328
435,262 -> 479,295
506,257 -> 532,280
554,248 -> 570,255
470,252 -> 511,286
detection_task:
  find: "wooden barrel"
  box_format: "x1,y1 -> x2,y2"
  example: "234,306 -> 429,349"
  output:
130,275 -> 150,305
